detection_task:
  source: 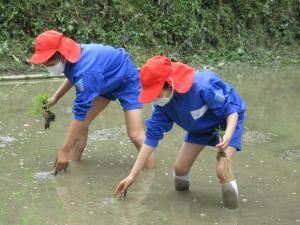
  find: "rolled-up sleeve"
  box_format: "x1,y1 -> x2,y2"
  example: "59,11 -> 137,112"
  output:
144,106 -> 174,148
201,85 -> 236,118
73,72 -> 103,121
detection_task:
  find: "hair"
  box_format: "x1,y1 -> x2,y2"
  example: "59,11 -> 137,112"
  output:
163,82 -> 170,90
48,52 -> 62,61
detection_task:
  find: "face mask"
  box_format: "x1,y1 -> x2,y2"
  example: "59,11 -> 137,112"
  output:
47,60 -> 65,75
153,78 -> 174,107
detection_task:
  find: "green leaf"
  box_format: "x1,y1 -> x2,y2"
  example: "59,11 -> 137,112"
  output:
30,94 -> 48,115
12,54 -> 20,63
216,125 -> 225,140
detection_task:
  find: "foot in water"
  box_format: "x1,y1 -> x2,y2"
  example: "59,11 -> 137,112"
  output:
222,181 -> 238,209
174,173 -> 190,191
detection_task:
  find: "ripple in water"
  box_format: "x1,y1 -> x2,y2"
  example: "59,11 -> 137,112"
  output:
88,126 -> 126,141
33,171 -> 55,180
0,135 -> 17,148
279,150 -> 300,161
101,197 -> 117,205
0,135 -> 17,143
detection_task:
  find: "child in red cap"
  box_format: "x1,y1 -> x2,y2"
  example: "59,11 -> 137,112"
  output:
115,56 -> 246,209
30,30 -> 155,174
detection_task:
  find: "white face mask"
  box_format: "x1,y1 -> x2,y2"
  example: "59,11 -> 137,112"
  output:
47,60 -> 66,75
153,78 -> 174,107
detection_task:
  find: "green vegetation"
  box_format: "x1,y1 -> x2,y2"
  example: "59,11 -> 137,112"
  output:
30,94 -> 56,129
30,94 -> 48,115
216,125 -> 226,141
0,0 -> 299,74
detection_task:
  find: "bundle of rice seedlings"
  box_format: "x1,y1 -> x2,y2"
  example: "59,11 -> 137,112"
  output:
216,125 -> 234,182
30,94 -> 55,129
30,94 -> 48,115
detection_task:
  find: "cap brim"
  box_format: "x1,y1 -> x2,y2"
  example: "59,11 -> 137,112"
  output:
29,49 -> 56,64
139,83 -> 164,104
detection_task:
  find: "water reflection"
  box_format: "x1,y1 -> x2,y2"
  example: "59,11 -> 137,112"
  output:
54,162 -> 155,225
117,170 -> 155,225
168,190 -> 238,225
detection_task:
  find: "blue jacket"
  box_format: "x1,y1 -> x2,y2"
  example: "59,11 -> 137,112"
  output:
144,71 -> 247,148
64,44 -> 136,121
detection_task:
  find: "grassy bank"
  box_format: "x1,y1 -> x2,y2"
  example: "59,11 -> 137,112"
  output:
0,0 -> 299,74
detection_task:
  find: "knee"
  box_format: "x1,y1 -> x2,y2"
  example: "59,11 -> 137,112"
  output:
174,164 -> 190,176
127,130 -> 144,146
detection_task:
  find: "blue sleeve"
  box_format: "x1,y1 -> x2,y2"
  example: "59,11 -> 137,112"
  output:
201,84 -> 236,118
144,105 -> 174,148
73,72 -> 103,121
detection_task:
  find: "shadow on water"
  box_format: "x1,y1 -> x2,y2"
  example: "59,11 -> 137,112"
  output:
0,65 -> 300,224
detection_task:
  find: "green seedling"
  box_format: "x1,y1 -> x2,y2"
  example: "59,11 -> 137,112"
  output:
216,124 -> 225,141
31,94 -> 56,129
30,94 -> 48,115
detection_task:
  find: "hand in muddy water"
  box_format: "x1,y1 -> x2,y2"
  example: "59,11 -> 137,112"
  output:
53,167 -> 68,176
114,175 -> 135,199
117,189 -> 127,199
54,150 -> 69,176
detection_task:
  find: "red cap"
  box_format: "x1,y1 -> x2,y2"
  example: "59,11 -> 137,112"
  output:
139,56 -> 194,103
29,30 -> 81,64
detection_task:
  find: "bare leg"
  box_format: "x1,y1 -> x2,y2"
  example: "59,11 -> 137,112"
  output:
216,146 -> 238,209
173,142 -> 205,191
70,96 -> 110,160
124,109 -> 155,169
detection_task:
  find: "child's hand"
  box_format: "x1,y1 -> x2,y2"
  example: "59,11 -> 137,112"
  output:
44,96 -> 58,108
216,134 -> 230,151
114,175 -> 135,198
54,150 -> 69,175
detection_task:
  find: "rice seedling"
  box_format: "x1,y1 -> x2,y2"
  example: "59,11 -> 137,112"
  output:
30,94 -> 48,115
216,125 -> 234,181
30,94 -> 55,129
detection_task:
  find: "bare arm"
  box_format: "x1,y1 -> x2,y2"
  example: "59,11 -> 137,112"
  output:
129,144 -> 154,177
48,79 -> 73,106
54,119 -> 88,174
224,112 -> 238,140
115,144 -> 155,196
216,112 -> 238,150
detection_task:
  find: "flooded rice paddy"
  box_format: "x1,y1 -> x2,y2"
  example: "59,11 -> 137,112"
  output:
0,65 -> 299,225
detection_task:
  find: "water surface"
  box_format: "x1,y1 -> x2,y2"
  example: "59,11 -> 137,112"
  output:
0,65 -> 299,225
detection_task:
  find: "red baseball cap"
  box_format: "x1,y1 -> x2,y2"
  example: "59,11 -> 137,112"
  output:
29,30 -> 81,64
139,56 -> 195,103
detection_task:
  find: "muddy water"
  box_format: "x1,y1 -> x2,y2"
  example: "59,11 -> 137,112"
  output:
0,65 -> 299,225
